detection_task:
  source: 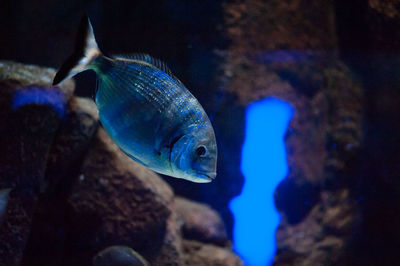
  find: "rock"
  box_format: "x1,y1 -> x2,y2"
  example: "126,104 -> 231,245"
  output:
44,97 -> 99,197
0,60 -> 74,96
147,212 -> 184,266
174,197 -> 228,246
219,1 -> 365,265
0,61 -> 74,266
64,128 -> 174,263
182,240 -> 242,266
93,245 -> 149,266
20,96 -> 99,266
368,0 -> 400,19
274,178 -> 320,225
335,1 -> 400,264
212,0 -> 344,238
275,189 -> 356,266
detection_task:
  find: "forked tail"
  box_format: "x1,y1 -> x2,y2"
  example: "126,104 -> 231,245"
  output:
53,15 -> 101,85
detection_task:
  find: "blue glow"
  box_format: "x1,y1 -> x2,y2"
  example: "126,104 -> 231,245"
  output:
254,50 -> 324,64
12,86 -> 67,118
229,97 -> 294,266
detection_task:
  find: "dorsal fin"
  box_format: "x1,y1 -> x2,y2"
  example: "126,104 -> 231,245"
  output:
113,53 -> 183,84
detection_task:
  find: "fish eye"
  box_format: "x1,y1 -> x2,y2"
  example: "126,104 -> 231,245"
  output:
196,145 -> 207,156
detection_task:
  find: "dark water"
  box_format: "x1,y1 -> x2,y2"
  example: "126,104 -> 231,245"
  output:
0,1 -> 399,265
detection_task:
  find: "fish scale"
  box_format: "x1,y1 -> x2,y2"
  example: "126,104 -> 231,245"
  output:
99,60 -> 208,155
97,61 -> 191,146
112,60 -> 200,126
115,63 -> 172,111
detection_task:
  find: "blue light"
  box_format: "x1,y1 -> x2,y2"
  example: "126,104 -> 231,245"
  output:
229,97 -> 294,266
12,86 -> 67,118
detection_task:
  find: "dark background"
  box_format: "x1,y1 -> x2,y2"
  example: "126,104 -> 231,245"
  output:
0,0 -> 224,100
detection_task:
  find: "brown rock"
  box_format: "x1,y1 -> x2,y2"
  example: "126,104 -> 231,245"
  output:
65,128 -> 174,263
21,96 -> 99,266
369,0 -> 400,18
275,189 -> 356,266
0,60 -> 74,96
44,97 -> 99,196
0,60 -> 74,266
223,0 -> 337,52
183,240 -> 242,266
174,196 -> 228,246
147,212 -> 184,266
220,1 -> 363,265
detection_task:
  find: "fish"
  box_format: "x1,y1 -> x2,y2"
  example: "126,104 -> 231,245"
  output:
93,245 -> 149,266
53,16 -> 217,183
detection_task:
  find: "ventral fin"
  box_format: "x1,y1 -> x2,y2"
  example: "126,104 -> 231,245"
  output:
113,53 -> 183,84
120,149 -> 149,167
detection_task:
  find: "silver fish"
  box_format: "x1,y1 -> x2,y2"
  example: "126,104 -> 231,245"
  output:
93,246 -> 149,266
53,16 -> 217,183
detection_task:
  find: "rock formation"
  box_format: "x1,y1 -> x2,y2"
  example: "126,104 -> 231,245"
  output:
220,0 -> 362,265
219,0 -> 399,265
0,61 -> 241,266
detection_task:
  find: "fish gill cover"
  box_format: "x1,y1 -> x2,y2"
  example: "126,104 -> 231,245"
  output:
230,97 -> 294,266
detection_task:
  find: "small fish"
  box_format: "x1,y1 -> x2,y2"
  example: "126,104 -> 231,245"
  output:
0,188 -> 12,223
93,246 -> 149,266
53,16 -> 217,183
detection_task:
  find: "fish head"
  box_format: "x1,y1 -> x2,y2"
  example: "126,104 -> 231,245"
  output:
170,126 -> 217,183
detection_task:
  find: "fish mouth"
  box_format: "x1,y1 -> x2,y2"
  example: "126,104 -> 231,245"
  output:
198,172 -> 216,181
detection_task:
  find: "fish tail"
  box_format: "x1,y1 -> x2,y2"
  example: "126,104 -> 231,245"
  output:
53,15 -> 102,85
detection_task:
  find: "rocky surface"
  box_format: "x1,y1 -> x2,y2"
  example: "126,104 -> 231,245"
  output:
182,240 -> 242,266
0,61 -> 74,266
335,1 -> 400,265
50,128 -> 176,266
369,0 -> 400,18
174,196 -> 228,246
219,0 -> 400,265
147,212 -> 184,266
44,97 -> 99,197
0,61 -> 74,93
275,189 -> 356,265
220,0 -> 364,265
20,95 -> 101,266
68,128 -> 174,251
